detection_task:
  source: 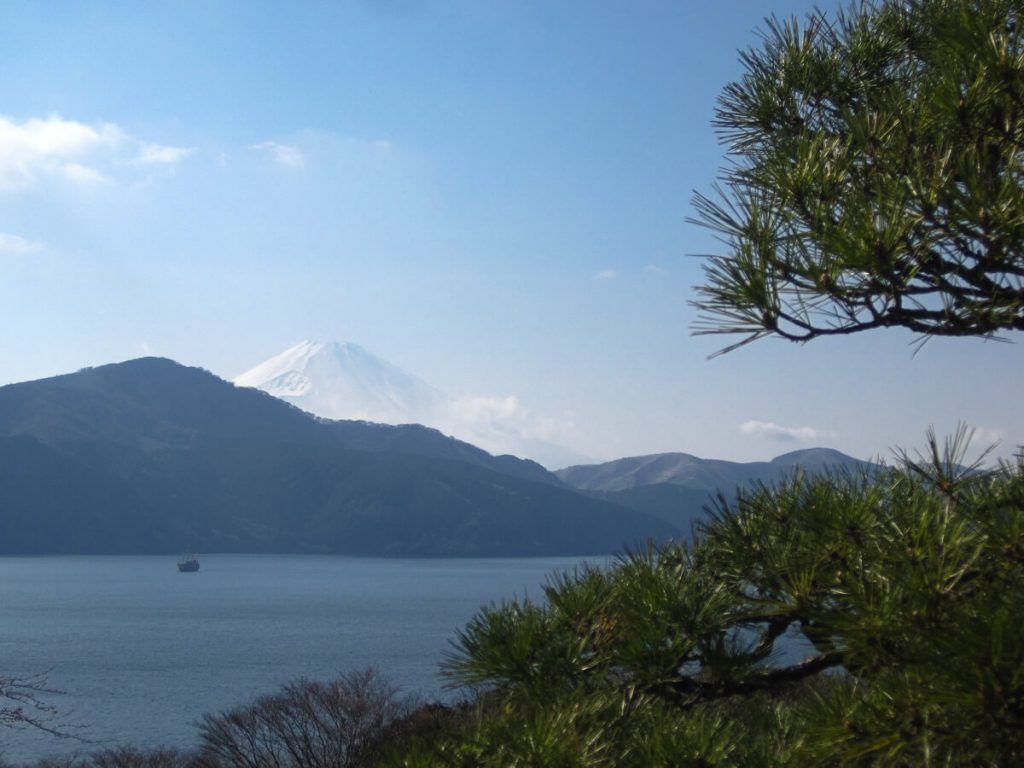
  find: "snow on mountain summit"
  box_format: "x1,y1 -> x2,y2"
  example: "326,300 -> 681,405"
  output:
234,341 -> 591,469
233,341 -> 446,424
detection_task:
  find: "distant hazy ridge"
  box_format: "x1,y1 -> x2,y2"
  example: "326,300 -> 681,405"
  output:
0,358 -> 867,556
0,359 -> 675,556
555,449 -> 870,533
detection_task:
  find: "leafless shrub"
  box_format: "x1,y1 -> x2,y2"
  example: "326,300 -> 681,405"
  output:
30,758 -> 82,768
15,746 -> 195,768
89,747 -> 196,768
195,668 -> 413,768
0,673 -> 62,735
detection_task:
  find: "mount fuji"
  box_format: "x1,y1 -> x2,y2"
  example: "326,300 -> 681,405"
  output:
233,341 -> 588,469
233,341 -> 447,426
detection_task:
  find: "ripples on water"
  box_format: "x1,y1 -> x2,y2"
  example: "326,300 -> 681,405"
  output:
0,554 -> 591,762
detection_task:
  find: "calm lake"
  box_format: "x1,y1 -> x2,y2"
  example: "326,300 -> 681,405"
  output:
0,554 -> 592,763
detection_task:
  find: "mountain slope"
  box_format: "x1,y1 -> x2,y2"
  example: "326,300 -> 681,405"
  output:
0,357 -> 556,485
0,358 -> 673,555
0,434 -> 175,554
597,483 -> 717,535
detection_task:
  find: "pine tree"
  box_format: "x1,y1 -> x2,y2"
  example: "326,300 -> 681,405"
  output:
390,2 -> 1024,765
691,0 -> 1024,354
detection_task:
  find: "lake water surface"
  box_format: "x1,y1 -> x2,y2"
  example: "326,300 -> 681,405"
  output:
0,554 -> 590,762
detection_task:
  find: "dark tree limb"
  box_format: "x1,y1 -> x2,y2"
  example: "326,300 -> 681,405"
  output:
647,650 -> 846,710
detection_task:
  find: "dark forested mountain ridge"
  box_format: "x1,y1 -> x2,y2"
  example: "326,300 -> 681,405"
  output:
0,358 -> 557,484
0,358 -> 674,556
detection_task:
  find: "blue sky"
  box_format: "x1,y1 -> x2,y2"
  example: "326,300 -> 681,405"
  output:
0,0 -> 1020,465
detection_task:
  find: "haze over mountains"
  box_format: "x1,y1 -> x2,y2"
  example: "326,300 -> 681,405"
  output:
554,449 -> 871,532
0,358 -> 675,556
233,341 -> 590,469
0,356 -> 870,556
556,448 -> 866,493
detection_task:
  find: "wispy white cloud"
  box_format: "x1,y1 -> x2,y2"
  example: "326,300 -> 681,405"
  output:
592,269 -> 617,281
133,142 -> 196,166
440,393 -> 580,467
0,114 -> 121,189
739,420 -> 835,442
449,394 -> 522,425
447,394 -> 571,444
251,141 -> 305,169
60,161 -> 112,185
0,114 -> 194,190
0,232 -> 43,254
644,264 -> 666,275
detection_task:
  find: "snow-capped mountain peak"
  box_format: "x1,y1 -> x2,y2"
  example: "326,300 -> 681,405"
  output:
234,340 -> 590,469
233,340 -> 446,423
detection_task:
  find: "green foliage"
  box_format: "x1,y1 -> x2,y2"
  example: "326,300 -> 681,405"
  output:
397,2 -> 1024,764
691,0 -> 1024,353
412,432 -> 1024,766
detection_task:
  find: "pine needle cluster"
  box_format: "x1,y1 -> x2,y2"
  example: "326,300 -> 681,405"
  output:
392,431 -> 1023,766
691,0 -> 1024,353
